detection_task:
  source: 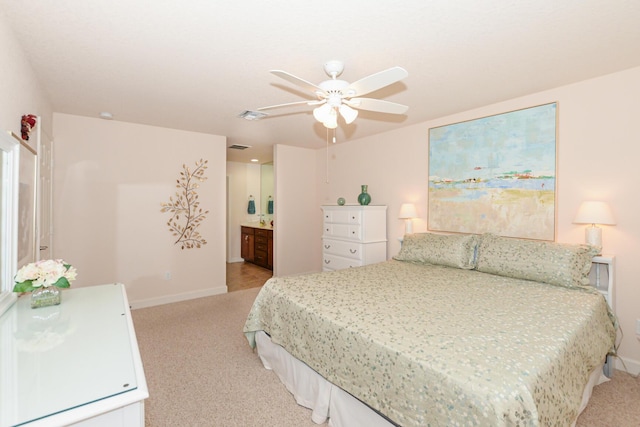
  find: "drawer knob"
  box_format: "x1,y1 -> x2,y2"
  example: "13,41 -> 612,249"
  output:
324,259 -> 330,264
324,245 -> 331,249
350,249 -> 357,254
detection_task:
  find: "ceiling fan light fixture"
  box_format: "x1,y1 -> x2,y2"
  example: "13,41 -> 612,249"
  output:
314,104 -> 339,129
260,60 -> 409,130
323,118 -> 338,129
323,108 -> 338,129
313,104 -> 331,122
339,104 -> 358,124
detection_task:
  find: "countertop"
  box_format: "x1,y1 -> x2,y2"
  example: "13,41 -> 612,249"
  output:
241,222 -> 274,230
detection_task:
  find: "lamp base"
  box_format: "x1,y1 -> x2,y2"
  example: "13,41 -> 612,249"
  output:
585,226 -> 602,252
404,219 -> 413,235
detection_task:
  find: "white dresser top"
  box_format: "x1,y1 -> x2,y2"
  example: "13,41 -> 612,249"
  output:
0,283 -> 147,427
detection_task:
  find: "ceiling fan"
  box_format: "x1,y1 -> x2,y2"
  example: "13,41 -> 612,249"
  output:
254,60 -> 409,129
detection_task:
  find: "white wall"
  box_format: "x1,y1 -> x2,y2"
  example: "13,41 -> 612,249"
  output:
315,66 -> 640,372
275,144 -> 321,276
52,113 -> 227,308
0,9 -> 52,149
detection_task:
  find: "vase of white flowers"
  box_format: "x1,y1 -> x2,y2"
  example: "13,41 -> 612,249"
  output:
13,259 -> 78,308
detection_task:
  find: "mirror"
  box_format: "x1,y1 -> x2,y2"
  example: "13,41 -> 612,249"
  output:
0,130 -> 20,315
260,162 -> 274,225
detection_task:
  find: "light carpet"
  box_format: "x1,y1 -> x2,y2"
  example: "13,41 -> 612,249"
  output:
131,287 -> 640,426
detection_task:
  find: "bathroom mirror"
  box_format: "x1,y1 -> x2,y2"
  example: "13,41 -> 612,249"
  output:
260,162 -> 274,222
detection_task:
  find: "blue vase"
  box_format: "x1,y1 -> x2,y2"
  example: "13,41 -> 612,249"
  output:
357,185 -> 371,206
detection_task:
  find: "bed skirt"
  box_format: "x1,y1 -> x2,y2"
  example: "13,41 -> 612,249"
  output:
255,331 -> 607,427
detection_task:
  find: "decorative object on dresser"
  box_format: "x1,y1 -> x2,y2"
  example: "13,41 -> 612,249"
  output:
321,205 -> 387,271
337,197 -> 345,206
398,203 -> 418,235
573,200 -> 616,252
241,226 -> 273,270
13,259 -> 77,308
357,184 -> 371,206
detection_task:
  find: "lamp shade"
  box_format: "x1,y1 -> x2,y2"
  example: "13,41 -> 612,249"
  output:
314,103 -> 359,128
573,201 -> 616,225
399,203 -> 418,219
339,104 -> 358,124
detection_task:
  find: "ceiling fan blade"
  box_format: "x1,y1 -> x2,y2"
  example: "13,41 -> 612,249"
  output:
256,99 -> 325,111
345,98 -> 409,114
270,70 -> 325,95
344,67 -> 408,97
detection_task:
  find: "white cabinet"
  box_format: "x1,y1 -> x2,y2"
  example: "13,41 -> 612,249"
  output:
0,284 -> 148,427
589,255 -> 615,313
322,205 -> 387,272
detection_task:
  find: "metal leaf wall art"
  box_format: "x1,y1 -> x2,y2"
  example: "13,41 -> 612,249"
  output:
161,159 -> 209,249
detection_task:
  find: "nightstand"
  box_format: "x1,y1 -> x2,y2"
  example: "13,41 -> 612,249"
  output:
590,255 -> 616,378
589,255 -> 615,313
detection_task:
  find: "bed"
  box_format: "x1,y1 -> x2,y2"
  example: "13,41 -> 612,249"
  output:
243,233 -> 617,426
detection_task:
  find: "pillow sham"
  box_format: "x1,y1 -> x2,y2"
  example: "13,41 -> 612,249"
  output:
475,233 -> 599,288
393,232 -> 478,269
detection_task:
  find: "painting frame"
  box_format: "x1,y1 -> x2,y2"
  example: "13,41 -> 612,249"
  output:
428,102 -> 558,241
13,132 -> 38,268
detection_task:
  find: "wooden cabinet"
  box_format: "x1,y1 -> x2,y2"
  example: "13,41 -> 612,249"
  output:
241,226 -> 273,270
241,227 -> 255,262
321,205 -> 387,272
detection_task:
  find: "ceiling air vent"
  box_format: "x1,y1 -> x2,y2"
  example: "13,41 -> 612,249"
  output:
238,110 -> 268,121
229,144 -> 252,150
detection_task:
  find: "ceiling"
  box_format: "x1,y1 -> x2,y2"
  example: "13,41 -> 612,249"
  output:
2,1 -> 640,163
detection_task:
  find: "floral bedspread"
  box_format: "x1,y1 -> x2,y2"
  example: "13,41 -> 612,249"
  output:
243,260 -> 616,426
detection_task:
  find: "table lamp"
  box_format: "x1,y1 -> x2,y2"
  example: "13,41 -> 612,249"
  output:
399,203 -> 418,235
573,201 -> 616,250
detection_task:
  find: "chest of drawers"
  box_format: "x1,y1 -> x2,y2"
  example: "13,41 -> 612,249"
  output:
321,205 -> 387,272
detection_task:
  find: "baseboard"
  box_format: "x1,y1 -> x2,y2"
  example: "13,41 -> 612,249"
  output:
129,286 -> 228,310
228,257 -> 244,263
614,355 -> 640,376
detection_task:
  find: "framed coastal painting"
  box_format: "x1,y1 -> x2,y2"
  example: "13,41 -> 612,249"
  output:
428,102 -> 557,241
